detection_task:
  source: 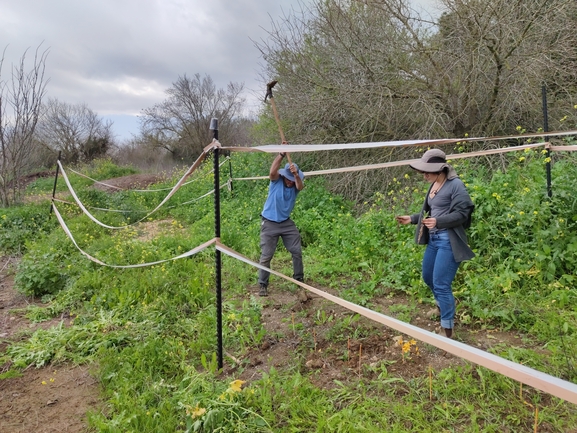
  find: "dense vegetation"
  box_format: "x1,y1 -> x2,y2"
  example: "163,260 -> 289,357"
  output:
255,0 -> 577,202
2,140 -> 577,431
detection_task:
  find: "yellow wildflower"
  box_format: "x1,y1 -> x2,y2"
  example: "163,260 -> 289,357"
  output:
188,405 -> 206,419
229,380 -> 246,393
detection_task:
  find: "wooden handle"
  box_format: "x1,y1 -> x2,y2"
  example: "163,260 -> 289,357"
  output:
269,97 -> 292,163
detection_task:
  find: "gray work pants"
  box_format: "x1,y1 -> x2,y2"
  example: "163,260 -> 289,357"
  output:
258,217 -> 303,286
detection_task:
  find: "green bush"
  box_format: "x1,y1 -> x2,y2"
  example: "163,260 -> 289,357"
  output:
0,203 -> 57,253
14,248 -> 68,296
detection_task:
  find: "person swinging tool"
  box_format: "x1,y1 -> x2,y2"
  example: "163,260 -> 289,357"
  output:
257,147 -> 305,296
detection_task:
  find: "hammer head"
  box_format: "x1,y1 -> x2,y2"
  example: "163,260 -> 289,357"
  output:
264,80 -> 278,102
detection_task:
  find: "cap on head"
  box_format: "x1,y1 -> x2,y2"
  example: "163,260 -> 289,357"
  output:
279,163 -> 304,182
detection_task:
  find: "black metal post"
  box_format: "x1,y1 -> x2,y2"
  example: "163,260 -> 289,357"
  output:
49,151 -> 62,215
542,85 -> 552,198
211,118 -> 223,369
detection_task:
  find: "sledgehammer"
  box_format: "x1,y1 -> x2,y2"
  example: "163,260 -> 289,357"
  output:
265,80 -> 292,163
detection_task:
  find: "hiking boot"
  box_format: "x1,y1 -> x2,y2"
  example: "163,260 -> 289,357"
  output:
438,327 -> 453,339
259,284 -> 268,297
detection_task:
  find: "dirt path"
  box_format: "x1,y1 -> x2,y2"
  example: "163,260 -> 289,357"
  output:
1,174 -> 164,432
0,256 -> 101,433
233,282 -> 532,391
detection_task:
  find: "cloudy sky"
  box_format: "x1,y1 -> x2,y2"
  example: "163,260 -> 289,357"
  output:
0,0 -> 440,142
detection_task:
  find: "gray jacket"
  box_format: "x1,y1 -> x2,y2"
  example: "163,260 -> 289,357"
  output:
410,178 -> 475,263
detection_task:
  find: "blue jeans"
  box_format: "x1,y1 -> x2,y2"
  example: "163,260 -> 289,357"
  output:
422,231 -> 460,329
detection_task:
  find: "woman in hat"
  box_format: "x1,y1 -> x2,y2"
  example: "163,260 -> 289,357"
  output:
395,149 -> 475,338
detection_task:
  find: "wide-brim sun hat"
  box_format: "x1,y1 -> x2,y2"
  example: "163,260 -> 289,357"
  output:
279,163 -> 304,182
409,149 -> 450,173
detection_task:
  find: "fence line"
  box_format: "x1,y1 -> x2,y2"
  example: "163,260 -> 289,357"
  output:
215,240 -> 577,406
55,148 -> 210,229
52,202 -> 216,268
67,156 -> 229,192
221,128 -> 577,155
233,142 -> 552,181
50,135 -> 577,405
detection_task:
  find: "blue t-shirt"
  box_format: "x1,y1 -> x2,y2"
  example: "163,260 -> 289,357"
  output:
261,177 -> 299,222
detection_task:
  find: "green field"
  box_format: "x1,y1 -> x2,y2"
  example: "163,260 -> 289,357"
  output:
2,147 -> 577,432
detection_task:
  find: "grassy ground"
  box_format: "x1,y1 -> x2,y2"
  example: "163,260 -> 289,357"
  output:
1,149 -> 577,432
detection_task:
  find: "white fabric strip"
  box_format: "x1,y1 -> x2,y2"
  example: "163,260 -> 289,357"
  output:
52,202 -> 216,268
58,161 -> 131,229
550,145 -> 577,151
53,187 -> 218,214
221,129 -> 577,154
232,142 -> 549,181
225,138 -> 460,154
57,148 -> 210,229
215,240 -> 577,405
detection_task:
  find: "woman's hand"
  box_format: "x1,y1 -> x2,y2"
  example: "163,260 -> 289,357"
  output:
395,215 -> 411,225
423,217 -> 437,228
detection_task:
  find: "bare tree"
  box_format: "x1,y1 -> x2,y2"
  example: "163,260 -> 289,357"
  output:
0,45 -> 49,206
428,0 -> 577,136
111,136 -> 175,172
259,0 -> 576,140
140,73 -> 245,162
35,98 -> 114,163
256,1 -> 438,144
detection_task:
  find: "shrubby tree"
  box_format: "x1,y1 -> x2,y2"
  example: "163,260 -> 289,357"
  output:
0,45 -> 49,206
430,0 -> 577,136
259,1 -> 427,143
36,98 -> 114,163
255,0 -> 577,200
258,0 -> 577,141
140,73 -> 246,162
